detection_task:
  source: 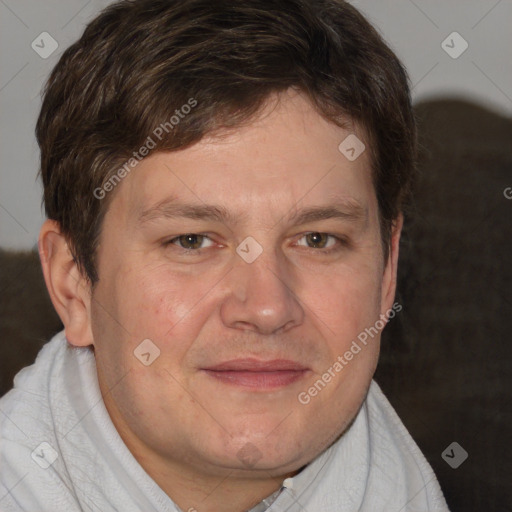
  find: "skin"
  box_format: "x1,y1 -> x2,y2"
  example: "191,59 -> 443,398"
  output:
39,89 -> 402,512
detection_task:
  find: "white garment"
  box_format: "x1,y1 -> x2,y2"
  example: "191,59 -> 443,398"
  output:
0,330 -> 449,512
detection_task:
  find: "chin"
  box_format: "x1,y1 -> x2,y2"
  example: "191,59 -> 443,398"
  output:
199,428 -> 305,473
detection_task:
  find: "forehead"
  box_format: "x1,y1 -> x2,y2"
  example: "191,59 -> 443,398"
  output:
110,91 -> 376,225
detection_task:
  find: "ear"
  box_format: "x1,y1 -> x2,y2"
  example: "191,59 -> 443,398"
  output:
380,213 -> 403,315
38,219 -> 94,347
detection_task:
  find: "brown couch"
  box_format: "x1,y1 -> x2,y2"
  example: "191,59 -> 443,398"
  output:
1,99 -> 511,511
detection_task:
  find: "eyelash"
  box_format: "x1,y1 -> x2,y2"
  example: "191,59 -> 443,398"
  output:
163,233 -> 348,255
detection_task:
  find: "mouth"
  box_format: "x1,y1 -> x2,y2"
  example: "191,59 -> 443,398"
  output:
201,359 -> 310,390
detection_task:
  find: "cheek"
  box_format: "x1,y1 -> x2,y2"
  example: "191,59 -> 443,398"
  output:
108,262 -> 220,352
303,260 -> 383,346
92,263 -> 210,421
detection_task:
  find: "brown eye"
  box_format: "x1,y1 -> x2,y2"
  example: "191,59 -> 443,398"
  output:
296,232 -> 346,254
170,234 -> 211,250
304,232 -> 330,249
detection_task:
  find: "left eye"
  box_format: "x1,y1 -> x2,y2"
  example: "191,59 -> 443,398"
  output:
296,232 -> 338,250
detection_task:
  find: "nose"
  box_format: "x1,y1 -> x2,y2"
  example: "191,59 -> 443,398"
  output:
220,246 -> 304,336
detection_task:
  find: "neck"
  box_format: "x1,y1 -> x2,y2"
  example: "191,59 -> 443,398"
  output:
102,396 -> 299,512
152,464 -> 291,512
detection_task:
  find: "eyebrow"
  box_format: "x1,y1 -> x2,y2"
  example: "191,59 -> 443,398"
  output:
136,196 -> 367,227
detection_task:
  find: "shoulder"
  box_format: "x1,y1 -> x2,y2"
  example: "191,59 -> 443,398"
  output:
366,380 -> 435,475
0,330 -> 81,511
365,380 -> 449,511
0,330 -> 68,441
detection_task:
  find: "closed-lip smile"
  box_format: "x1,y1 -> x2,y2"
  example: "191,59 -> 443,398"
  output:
201,358 -> 310,390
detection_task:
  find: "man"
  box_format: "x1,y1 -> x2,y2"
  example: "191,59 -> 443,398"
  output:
0,0 -> 449,510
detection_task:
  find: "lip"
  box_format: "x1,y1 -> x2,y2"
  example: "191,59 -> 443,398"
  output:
204,358 -> 308,372
201,359 -> 310,390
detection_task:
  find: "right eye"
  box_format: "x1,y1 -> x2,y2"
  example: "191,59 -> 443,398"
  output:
163,233 -> 215,252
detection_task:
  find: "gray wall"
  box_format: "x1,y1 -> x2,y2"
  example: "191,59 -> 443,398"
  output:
1,0 -> 511,249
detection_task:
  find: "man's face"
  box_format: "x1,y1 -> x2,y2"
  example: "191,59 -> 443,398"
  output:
88,90 -> 398,479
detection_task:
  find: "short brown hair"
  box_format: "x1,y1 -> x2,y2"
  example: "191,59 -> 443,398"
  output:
37,0 -> 416,285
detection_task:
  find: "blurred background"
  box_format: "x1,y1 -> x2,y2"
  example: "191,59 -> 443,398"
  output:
1,1 -> 511,511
